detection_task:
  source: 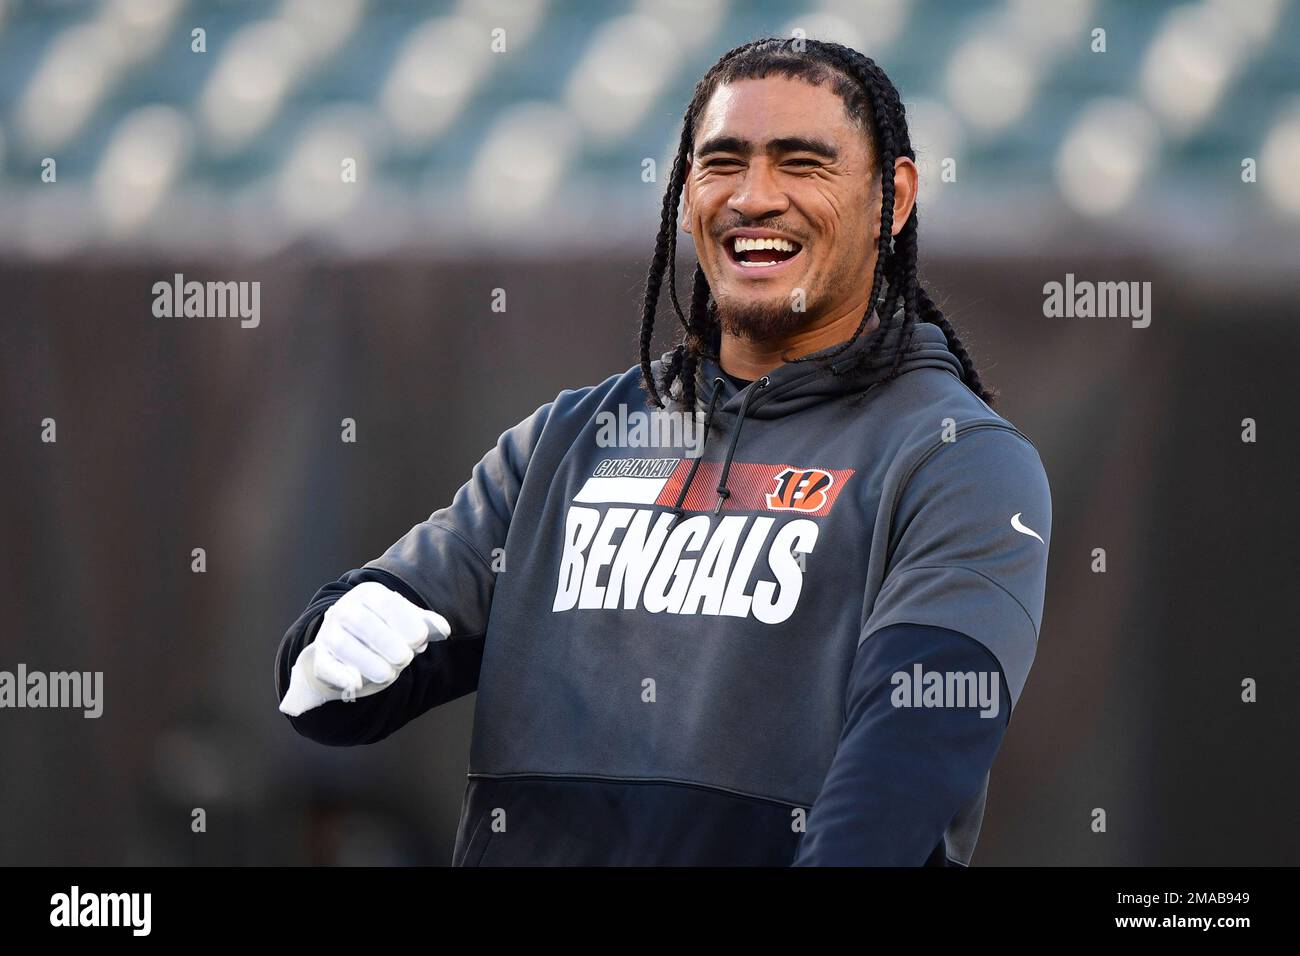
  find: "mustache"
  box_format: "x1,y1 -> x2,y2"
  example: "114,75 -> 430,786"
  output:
710,218 -> 806,241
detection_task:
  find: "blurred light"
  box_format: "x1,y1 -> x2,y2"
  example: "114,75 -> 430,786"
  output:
20,185 -> 92,258
94,106 -> 192,235
1006,0 -> 1095,49
1260,100 -> 1300,217
16,22 -> 128,152
814,0 -> 909,52
776,14 -> 863,54
906,97 -> 965,207
1055,99 -> 1161,218
638,0 -> 728,49
199,20 -> 311,153
322,187 -> 413,256
458,0 -> 547,48
228,184 -> 296,258
280,0 -> 365,66
565,15 -> 680,145
1205,0 -> 1285,46
381,17 -> 490,146
1140,3 -> 1249,138
469,103 -> 578,225
276,106 -> 384,228
944,0 -> 1092,137
101,0 -> 184,66
945,32 -> 1036,133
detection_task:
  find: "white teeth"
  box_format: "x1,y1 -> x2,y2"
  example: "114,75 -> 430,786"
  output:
732,236 -> 798,254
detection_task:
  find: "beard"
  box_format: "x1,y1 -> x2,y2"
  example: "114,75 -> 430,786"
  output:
714,292 -> 813,342
709,246 -> 876,344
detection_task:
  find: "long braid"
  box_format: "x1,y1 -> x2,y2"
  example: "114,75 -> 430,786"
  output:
659,343 -> 686,400
661,136 -> 692,334
885,211 -> 920,380
827,46 -> 993,402
638,40 -> 764,409
805,44 -> 900,366
919,289 -> 996,403
638,37 -> 995,409
637,120 -> 694,408
659,263 -> 715,407
680,348 -> 700,410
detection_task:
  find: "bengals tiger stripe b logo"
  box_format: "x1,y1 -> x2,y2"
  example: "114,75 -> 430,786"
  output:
765,467 -> 835,513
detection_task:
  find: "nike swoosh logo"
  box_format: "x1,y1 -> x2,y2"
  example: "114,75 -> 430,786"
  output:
1011,513 -> 1043,543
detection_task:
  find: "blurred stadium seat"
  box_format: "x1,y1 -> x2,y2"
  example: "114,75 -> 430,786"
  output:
0,0 -> 1295,259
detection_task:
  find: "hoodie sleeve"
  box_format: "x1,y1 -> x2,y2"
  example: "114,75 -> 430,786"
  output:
274,397 -> 558,746
793,425 -> 1050,864
792,621 -> 1011,866
862,425 -> 1051,708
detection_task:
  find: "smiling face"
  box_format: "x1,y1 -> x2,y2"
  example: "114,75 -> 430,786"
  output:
682,75 -> 883,344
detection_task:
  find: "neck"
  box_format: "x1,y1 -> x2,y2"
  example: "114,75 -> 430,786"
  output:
718,289 -> 881,381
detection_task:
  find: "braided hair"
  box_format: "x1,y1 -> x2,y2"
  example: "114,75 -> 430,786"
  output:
638,37 -> 994,410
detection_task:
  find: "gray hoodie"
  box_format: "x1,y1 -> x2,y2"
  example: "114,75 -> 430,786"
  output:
276,314 -> 1052,865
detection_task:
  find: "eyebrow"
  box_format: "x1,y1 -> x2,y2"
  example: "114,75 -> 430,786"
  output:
694,134 -> 839,161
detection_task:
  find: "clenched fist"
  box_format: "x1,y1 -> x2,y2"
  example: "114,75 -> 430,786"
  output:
279,581 -> 451,717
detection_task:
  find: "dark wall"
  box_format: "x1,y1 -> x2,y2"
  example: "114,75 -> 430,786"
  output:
1,253 -> 1295,864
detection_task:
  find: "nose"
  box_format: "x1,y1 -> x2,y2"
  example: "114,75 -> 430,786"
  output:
727,159 -> 790,222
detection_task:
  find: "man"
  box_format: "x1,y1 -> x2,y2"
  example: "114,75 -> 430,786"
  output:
275,38 -> 1051,866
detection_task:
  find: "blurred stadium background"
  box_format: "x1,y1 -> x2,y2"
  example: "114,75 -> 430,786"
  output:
0,0 -> 1297,865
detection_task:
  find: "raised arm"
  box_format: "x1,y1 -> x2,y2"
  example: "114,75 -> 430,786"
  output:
274,397 -> 557,745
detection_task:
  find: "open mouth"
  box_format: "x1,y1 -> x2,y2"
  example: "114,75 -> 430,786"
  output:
725,235 -> 804,270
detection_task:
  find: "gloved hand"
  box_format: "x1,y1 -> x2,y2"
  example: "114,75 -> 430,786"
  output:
279,581 -> 451,717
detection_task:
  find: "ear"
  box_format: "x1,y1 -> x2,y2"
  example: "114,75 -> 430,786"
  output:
890,156 -> 919,236
681,157 -> 694,234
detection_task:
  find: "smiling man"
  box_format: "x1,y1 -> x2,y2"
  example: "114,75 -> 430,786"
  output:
275,38 -> 1051,866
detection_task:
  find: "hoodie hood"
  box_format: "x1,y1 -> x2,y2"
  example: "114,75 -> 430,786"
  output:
669,309 -> 966,422
657,308 -> 968,521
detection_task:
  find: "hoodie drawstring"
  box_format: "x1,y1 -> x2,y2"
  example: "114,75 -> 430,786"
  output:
666,373 -> 770,528
667,377 -> 726,530
712,375 -> 768,515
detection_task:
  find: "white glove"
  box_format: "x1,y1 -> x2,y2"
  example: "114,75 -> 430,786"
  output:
279,581 -> 451,717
